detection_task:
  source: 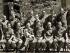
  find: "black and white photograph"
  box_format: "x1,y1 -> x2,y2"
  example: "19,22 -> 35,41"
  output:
0,0 -> 70,53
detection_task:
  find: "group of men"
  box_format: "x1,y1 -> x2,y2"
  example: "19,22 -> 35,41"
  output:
0,7 -> 70,52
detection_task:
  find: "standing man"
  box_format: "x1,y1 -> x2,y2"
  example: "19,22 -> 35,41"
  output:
2,15 -> 8,39
55,8 -> 67,29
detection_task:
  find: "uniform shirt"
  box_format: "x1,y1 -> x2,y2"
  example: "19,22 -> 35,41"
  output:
33,19 -> 42,36
24,27 -> 34,37
56,27 -> 66,38
15,27 -> 23,38
2,20 -> 8,29
36,26 -> 44,37
43,27 -> 53,41
29,16 -> 35,25
2,20 -> 8,34
6,28 -> 14,40
36,30 -> 42,37
36,19 -> 41,28
44,27 -> 53,37
10,18 -> 17,28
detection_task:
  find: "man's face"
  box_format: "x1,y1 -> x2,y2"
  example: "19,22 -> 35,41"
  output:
17,23 -> 21,29
3,16 -> 6,21
26,23 -> 30,28
11,10 -> 15,19
47,22 -> 52,28
8,23 -> 11,28
31,11 -> 33,15
58,22 -> 62,28
35,14 -> 39,20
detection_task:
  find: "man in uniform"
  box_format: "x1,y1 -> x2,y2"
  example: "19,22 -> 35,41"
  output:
32,14 -> 44,51
54,21 -> 66,51
6,23 -> 16,49
2,15 -> 8,39
43,22 -> 53,51
20,23 -> 34,51
15,22 -> 23,49
55,8 -> 67,29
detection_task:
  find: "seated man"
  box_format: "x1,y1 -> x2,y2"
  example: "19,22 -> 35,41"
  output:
7,22 -> 24,49
54,21 -> 66,51
14,22 -> 24,49
6,23 -> 16,49
32,27 -> 43,51
6,22 -> 23,49
43,22 -> 53,51
20,23 -> 34,51
32,14 -> 44,51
